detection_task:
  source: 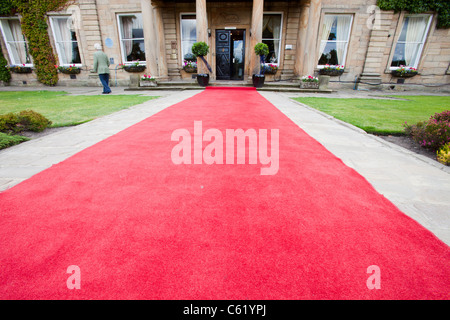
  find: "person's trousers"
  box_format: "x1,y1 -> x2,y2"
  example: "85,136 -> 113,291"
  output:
99,73 -> 111,93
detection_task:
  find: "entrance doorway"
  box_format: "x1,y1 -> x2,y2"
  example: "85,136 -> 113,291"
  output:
215,29 -> 245,80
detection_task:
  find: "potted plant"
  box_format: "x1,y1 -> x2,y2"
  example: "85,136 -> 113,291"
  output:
55,64 -> 81,74
8,64 -> 32,74
300,75 -> 319,89
391,66 -> 418,78
120,61 -> 146,73
319,64 -> 345,76
139,74 -> 157,87
253,43 -> 269,88
192,41 -> 211,86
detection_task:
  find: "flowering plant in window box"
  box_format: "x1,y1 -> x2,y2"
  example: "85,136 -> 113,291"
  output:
8,64 -> 32,74
139,74 -> 157,87
183,60 -> 197,73
300,75 -> 319,89
120,61 -> 146,73
261,63 -> 278,75
391,66 -> 418,78
55,64 -> 81,74
319,64 -> 344,76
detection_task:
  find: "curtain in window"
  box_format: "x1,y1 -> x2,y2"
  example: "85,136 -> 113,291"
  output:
53,18 -> 72,64
335,15 -> 352,65
262,14 -> 281,63
121,16 -> 134,56
181,16 -> 196,59
319,15 -> 334,61
1,19 -> 29,65
404,16 -> 427,66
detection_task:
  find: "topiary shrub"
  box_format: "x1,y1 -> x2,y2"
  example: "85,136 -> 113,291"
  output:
404,110 -> 450,150
18,109 -> 52,132
437,143 -> 450,166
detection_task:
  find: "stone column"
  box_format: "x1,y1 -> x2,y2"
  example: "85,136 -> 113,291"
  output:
141,0 -> 158,77
294,0 -> 322,77
294,2 -> 310,77
152,1 -> 168,79
196,0 -> 208,74
249,0 -> 264,77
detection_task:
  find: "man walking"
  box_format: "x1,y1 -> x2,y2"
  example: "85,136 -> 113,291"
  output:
93,43 -> 112,94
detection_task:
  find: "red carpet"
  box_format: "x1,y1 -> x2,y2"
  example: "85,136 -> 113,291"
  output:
0,87 -> 448,300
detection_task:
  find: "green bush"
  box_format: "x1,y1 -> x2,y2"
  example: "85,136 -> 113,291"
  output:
0,110 -> 51,133
0,132 -> 30,150
0,112 -> 21,133
437,143 -> 450,166
254,43 -> 269,56
191,42 -> 209,57
18,109 -> 52,132
0,43 -> 11,83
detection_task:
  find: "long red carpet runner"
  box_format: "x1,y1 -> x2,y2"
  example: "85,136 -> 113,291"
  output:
0,87 -> 448,300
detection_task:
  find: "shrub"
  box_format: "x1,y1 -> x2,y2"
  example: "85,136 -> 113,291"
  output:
0,132 -> 30,150
437,143 -> 450,166
0,112 -> 21,133
18,110 -> 52,132
191,42 -> 209,57
0,43 -> 11,83
404,110 -> 450,150
0,110 -> 51,133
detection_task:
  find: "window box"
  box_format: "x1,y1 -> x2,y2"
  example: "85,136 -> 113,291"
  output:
319,67 -> 344,76
261,63 -> 278,75
57,65 -> 81,74
391,69 -> 418,78
9,65 -> 32,73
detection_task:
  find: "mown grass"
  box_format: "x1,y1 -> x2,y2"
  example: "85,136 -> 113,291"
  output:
0,91 -> 158,127
293,95 -> 450,135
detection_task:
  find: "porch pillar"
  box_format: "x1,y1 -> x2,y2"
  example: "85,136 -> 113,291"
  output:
196,0 -> 208,74
152,1 -> 168,79
141,0 -> 158,77
249,0 -> 264,77
294,0 -> 322,77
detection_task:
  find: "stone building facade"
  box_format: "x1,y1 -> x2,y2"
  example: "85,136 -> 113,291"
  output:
0,0 -> 449,90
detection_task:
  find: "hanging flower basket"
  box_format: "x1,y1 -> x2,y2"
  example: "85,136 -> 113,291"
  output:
120,62 -> 146,73
261,63 -> 278,75
319,65 -> 344,76
183,60 -> 197,73
8,65 -> 32,74
391,67 -> 418,78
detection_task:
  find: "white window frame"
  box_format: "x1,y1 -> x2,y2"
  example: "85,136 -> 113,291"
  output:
117,13 -> 145,65
49,16 -> 82,67
262,12 -> 283,66
317,14 -> 353,69
0,17 -> 33,67
180,12 -> 197,63
389,14 -> 433,70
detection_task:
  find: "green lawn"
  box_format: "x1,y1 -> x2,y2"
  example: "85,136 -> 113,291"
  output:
293,95 -> 450,135
0,91 -> 158,127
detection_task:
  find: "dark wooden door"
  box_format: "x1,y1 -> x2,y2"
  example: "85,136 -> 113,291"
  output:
216,30 -> 231,80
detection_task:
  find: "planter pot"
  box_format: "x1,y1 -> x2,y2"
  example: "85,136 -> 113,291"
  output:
123,65 -> 146,73
300,82 -> 319,89
391,70 -> 417,78
140,81 -> 157,87
197,73 -> 209,87
319,69 -> 344,76
59,68 -> 81,75
252,74 -> 265,88
10,67 -> 32,74
184,66 -> 197,73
